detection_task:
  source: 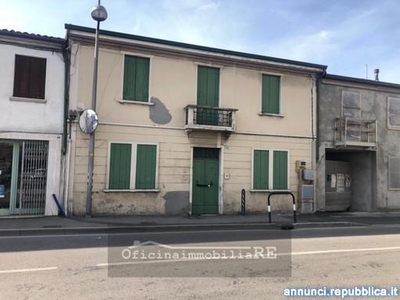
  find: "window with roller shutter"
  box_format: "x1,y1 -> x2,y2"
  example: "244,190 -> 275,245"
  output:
13,55 -> 46,99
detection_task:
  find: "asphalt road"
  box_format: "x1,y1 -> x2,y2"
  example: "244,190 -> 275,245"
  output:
0,225 -> 400,300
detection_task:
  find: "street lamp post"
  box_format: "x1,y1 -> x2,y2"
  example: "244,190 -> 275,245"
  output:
86,1 -> 107,217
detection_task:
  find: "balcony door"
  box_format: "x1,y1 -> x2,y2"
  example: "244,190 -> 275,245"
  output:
197,66 -> 220,125
341,91 -> 362,141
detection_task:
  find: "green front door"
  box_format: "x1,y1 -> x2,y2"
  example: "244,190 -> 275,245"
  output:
192,148 -> 219,215
197,66 -> 220,126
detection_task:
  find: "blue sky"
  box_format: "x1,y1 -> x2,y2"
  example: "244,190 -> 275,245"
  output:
1,0 -> 399,83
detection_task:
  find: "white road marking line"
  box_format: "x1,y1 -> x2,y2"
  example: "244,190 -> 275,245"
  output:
96,246 -> 400,267
294,226 -> 368,231
0,267 -> 58,274
286,246 -> 400,256
0,233 -> 108,239
97,256 -> 268,267
97,259 -> 202,267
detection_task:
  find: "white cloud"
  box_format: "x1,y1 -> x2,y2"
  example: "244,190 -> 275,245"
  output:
116,0 -> 249,50
197,1 -> 219,11
1,0 -> 399,83
260,29 -> 338,63
0,4 -> 29,31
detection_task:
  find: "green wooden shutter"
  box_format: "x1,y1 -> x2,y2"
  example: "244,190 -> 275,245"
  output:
197,66 -> 219,107
136,144 -> 157,189
262,74 -> 280,114
197,66 -> 207,106
197,66 -> 220,125
123,55 -> 149,102
273,151 -> 288,190
253,150 -> 269,189
109,143 -> 132,189
135,57 -> 150,101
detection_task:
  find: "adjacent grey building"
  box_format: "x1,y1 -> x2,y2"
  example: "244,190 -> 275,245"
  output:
316,73 -> 400,212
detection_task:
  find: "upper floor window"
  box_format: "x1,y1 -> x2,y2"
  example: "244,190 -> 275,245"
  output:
261,74 -> 280,114
341,91 -> 361,119
341,90 -> 362,140
197,65 -> 220,107
387,97 -> 400,130
123,55 -> 150,102
13,55 -> 46,99
196,65 -> 220,125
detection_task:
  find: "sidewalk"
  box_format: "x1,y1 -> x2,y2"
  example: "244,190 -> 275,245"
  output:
0,211 -> 399,236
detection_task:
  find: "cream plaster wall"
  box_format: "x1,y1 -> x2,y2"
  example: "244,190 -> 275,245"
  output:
75,46 -> 313,136
70,42 -> 316,215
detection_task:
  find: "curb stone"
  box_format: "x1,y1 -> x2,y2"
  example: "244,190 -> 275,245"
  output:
0,221 -> 365,237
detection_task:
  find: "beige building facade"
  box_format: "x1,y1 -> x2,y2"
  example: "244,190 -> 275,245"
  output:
66,24 -> 326,216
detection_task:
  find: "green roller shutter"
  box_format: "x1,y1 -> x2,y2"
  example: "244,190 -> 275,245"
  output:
253,150 -> 269,189
123,55 -> 149,102
136,145 -> 157,189
262,74 -> 280,114
109,143 -> 132,189
273,151 -> 288,190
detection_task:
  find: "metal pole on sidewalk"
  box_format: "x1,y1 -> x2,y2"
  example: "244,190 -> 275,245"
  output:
86,1 -> 107,217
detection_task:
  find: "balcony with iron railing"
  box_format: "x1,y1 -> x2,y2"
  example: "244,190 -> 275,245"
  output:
184,105 -> 238,133
334,117 -> 377,149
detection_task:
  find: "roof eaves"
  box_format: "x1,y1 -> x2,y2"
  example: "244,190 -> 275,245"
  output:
324,73 -> 400,89
0,29 -> 64,44
65,24 -> 327,72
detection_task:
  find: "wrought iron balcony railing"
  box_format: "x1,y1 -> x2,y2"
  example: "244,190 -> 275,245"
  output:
334,117 -> 377,149
184,105 -> 238,132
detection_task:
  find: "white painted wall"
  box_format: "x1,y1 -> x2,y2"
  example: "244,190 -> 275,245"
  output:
0,44 -> 64,134
0,41 -> 65,216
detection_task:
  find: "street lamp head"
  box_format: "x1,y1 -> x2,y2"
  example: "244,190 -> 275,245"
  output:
91,4 -> 108,22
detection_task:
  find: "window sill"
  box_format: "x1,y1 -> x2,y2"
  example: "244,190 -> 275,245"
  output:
387,125 -> 400,131
10,96 -> 47,103
104,189 -> 160,193
250,189 -> 291,193
118,100 -> 155,106
258,113 -> 284,118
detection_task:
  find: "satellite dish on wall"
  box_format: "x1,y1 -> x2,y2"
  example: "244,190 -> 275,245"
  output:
79,109 -> 98,134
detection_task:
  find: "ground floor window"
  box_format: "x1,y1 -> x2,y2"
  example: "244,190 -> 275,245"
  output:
252,149 -> 289,190
388,156 -> 400,190
108,143 -> 158,190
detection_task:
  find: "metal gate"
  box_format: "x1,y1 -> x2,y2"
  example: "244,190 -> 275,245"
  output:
17,141 -> 48,215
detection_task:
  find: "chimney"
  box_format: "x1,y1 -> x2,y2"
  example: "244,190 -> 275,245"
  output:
374,69 -> 379,81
